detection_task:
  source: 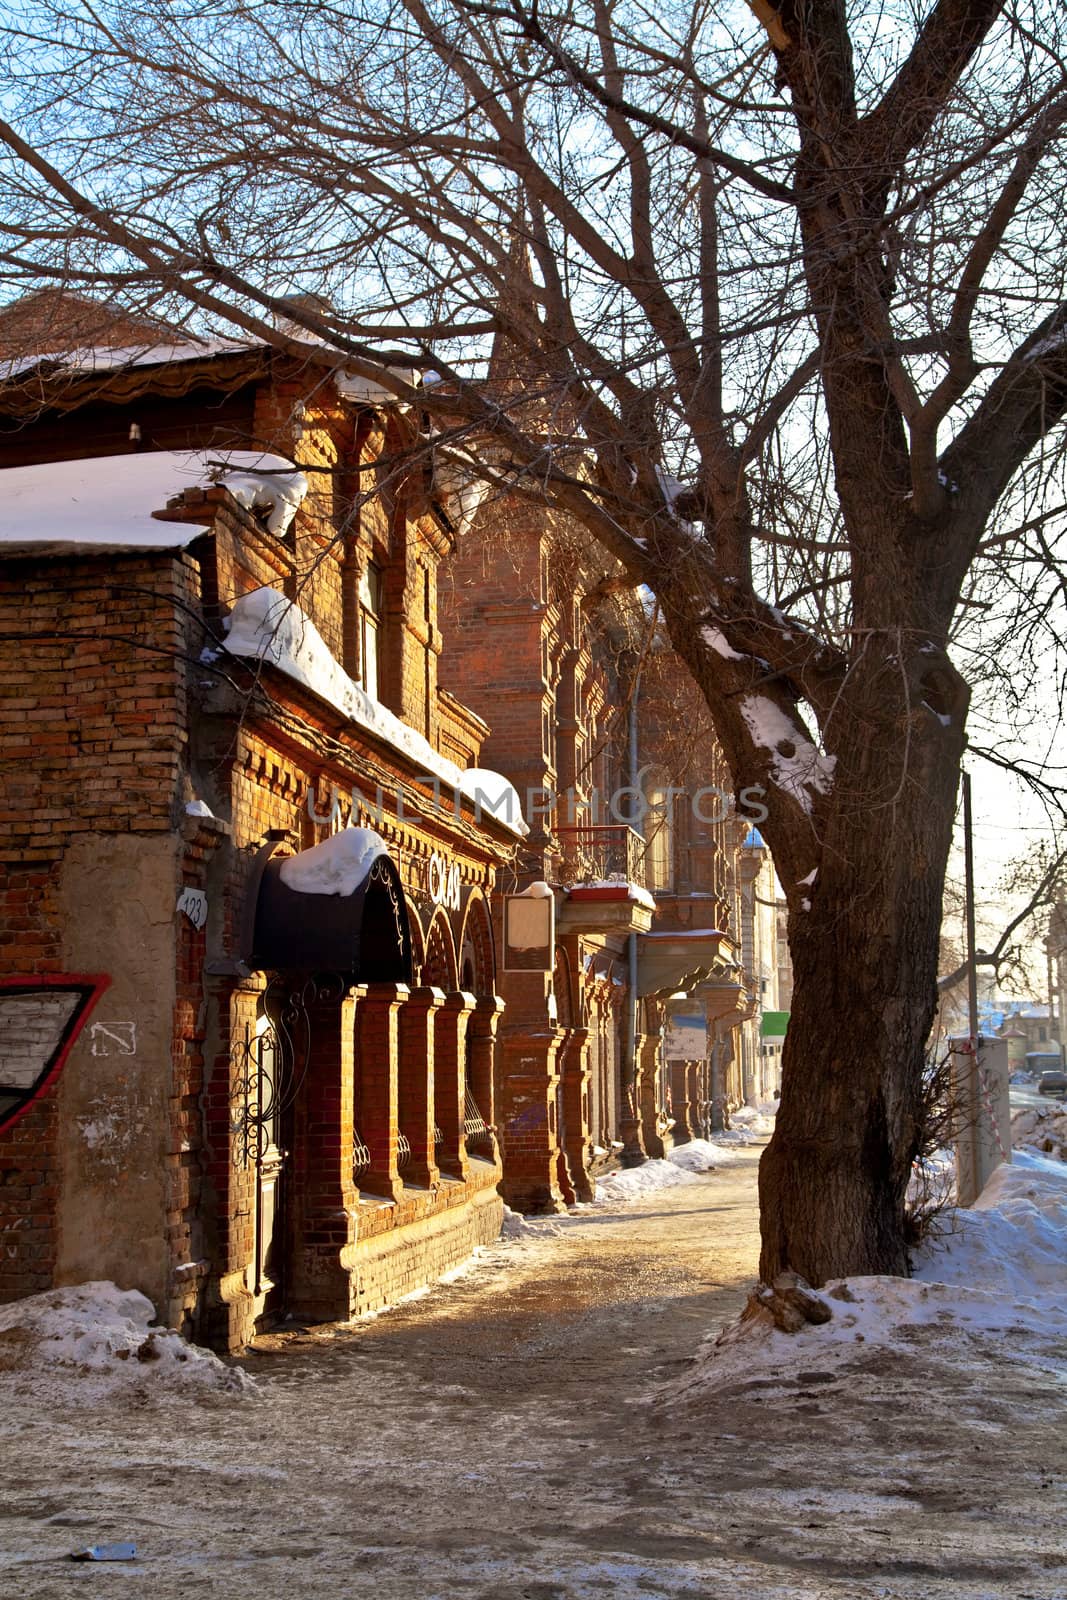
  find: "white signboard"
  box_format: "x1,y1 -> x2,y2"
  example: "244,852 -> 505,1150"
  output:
504,893 -> 555,971
665,1012 -> 707,1059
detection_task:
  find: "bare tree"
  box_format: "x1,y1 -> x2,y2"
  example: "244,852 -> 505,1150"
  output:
938,839 -> 1067,998
0,0 -> 1065,1281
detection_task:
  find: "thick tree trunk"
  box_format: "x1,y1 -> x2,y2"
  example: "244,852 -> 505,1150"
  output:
757,662 -> 968,1283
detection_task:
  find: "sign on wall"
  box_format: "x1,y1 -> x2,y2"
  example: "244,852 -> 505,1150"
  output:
0,975 -> 110,1134
503,884 -> 555,972
664,1012 -> 707,1059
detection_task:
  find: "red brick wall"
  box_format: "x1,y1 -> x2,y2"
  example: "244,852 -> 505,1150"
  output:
0,551 -> 195,1303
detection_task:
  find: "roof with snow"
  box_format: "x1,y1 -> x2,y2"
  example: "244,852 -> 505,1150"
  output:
0,450 -> 305,553
222,588 -> 528,837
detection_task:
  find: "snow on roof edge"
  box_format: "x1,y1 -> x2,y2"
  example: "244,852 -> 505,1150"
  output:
0,450 -> 303,553
223,588 -> 528,837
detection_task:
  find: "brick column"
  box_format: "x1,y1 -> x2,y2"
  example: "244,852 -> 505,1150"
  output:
618,992 -> 648,1167
496,1028 -> 568,1212
203,977 -> 262,1350
468,996 -> 505,1175
287,986 -> 358,1322
353,982 -> 408,1202
709,1031 -> 727,1131
686,1060 -> 705,1139
433,991 -> 476,1181
639,1033 -> 671,1159
558,1026 -> 593,1202
669,1059 -> 694,1145
397,986 -> 443,1188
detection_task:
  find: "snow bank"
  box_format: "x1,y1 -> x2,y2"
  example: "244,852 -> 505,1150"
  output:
223,589 -> 527,834
914,1149 -> 1067,1295
593,1159 -> 700,1203
588,1136 -> 758,1202
728,1101 -> 778,1136
279,827 -> 387,896
499,1205 -> 564,1240
1013,1101 -> 1067,1162
668,1151 -> 1067,1401
0,1282 -> 254,1403
669,1138 -> 747,1172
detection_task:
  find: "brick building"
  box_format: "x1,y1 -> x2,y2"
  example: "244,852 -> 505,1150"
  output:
441,494 -> 767,1210
0,294 -> 523,1349
635,655 -> 772,1133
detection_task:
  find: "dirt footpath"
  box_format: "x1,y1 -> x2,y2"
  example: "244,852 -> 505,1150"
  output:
3,1144 -> 1066,1599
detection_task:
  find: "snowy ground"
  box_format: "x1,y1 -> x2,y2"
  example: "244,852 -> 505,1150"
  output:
1,1124 -> 1065,1598
673,1150 -> 1067,1395
1013,1098 -> 1067,1162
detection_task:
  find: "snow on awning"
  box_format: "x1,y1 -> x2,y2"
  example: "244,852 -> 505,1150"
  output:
0,337 -> 253,383
0,449 -> 305,553
567,880 -> 656,911
250,834 -> 412,982
278,828 -> 388,897
223,587 -> 528,836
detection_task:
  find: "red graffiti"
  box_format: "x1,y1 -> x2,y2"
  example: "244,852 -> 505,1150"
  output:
0,974 -> 110,1135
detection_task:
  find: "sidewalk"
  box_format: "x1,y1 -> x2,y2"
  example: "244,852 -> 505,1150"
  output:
1,1143 -> 1065,1599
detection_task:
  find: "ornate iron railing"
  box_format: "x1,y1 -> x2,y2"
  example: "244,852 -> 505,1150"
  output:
463,1087 -> 494,1155
352,1128 -> 371,1178
556,824 -> 647,889
230,973 -> 345,1170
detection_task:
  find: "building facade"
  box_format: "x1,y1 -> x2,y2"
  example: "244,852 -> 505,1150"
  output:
0,297 -> 522,1349
441,493 -> 780,1211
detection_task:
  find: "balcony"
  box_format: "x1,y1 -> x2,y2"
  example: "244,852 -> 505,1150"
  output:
637,929 -> 733,997
556,824 -> 647,887
555,825 -> 655,937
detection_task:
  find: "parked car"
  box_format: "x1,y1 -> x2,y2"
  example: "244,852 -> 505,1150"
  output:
1025,1051 -> 1063,1076
1037,1070 -> 1067,1097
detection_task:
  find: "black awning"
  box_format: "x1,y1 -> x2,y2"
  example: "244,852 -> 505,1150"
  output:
250,849 -> 413,983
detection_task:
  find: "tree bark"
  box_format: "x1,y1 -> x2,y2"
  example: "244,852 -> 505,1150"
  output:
757,653 -> 969,1282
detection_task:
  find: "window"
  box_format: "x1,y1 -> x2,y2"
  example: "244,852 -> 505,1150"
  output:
644,783 -> 673,892
359,562 -> 382,699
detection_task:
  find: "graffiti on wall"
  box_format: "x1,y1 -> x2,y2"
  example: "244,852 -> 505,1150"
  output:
0,975 -> 110,1135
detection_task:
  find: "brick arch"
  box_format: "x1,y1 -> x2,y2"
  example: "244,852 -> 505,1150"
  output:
553,945 -> 576,1029
422,908 -> 458,991
458,890 -> 495,997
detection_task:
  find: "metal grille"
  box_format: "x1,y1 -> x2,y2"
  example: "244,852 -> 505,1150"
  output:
396,1130 -> 412,1170
352,1127 -> 371,1178
556,824 -> 646,887
464,1088 -> 494,1154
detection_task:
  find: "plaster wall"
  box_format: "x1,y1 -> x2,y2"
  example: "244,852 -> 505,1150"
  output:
55,831 -> 179,1310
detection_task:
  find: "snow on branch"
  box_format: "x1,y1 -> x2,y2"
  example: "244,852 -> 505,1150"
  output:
739,695 -> 836,815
